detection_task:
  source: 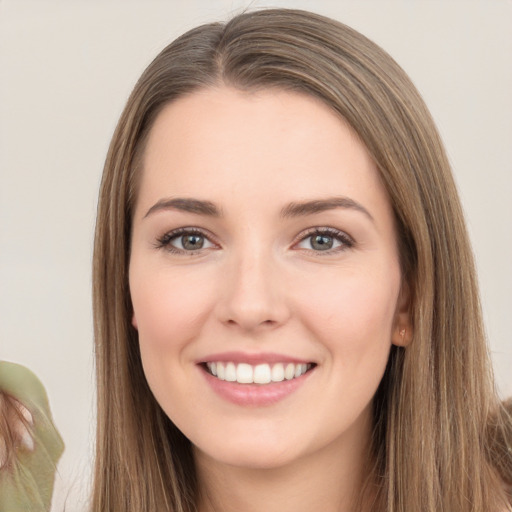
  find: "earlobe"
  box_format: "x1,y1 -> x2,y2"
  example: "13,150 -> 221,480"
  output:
393,324 -> 412,347
131,313 -> 138,330
392,281 -> 413,347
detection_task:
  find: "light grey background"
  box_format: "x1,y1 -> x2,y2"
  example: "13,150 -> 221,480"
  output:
1,1 -> 511,510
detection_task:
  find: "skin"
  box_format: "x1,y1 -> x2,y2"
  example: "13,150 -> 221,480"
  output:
129,87 -> 411,511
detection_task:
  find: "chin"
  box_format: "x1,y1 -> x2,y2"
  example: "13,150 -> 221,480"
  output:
197,444 -> 299,471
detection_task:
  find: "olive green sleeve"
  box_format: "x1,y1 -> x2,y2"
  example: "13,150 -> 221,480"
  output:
0,361 -> 64,512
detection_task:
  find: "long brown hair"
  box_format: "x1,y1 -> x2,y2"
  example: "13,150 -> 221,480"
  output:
92,8 -> 512,511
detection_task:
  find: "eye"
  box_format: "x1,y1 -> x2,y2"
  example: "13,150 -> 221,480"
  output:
295,228 -> 354,253
156,228 -> 216,254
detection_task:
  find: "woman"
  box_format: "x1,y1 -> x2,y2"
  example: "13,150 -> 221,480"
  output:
91,8 -> 512,511
93,10 -> 511,511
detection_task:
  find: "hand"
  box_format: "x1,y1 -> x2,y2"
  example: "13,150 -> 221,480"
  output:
0,392 -> 35,470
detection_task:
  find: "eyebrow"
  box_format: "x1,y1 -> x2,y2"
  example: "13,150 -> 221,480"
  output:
280,196 -> 374,221
144,197 -> 222,218
143,195 -> 373,221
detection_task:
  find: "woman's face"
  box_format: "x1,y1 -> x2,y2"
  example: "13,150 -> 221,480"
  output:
129,87 -> 410,470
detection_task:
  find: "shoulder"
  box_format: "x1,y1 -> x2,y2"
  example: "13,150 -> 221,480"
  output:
0,361 -> 50,406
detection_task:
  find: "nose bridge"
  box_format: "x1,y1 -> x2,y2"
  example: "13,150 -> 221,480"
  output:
218,237 -> 288,330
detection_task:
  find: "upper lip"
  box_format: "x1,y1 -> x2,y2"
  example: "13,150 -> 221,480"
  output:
197,351 -> 314,365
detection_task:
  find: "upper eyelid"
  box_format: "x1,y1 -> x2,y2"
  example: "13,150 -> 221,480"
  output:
156,226 -> 218,248
161,226 -> 215,239
293,226 -> 354,243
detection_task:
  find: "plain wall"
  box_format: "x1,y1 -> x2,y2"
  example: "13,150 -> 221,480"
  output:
1,1 -> 511,510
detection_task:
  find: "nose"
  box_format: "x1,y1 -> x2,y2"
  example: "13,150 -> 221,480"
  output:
215,248 -> 291,332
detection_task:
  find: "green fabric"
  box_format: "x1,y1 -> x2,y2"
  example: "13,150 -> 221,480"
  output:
0,361 -> 64,512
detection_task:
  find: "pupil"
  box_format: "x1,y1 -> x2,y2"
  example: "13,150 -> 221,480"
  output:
312,234 -> 333,251
182,234 -> 204,250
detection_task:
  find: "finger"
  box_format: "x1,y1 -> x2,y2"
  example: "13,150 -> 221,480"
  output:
10,399 -> 35,452
0,436 -> 6,469
14,401 -> 34,427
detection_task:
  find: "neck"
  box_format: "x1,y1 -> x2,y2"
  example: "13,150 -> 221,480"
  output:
194,410 -> 374,512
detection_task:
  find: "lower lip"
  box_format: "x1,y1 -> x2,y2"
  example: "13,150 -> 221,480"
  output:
200,366 -> 314,407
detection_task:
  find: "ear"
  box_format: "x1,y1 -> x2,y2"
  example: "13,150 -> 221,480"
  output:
391,280 -> 413,347
131,312 -> 138,330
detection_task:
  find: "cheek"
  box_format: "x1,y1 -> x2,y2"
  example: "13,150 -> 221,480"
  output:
130,265 -> 216,357
294,264 -> 400,361
129,265 -> 219,421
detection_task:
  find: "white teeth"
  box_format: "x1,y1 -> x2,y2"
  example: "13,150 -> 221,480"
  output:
216,362 -> 225,380
284,363 -> 295,380
271,363 -> 285,382
206,361 -> 312,384
236,363 -> 253,384
225,362 -> 237,382
254,364 -> 271,384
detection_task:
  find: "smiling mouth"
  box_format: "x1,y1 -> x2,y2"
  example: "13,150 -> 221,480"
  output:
203,361 -> 315,385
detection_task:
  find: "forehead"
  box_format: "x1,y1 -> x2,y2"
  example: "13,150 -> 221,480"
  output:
138,86 -> 391,219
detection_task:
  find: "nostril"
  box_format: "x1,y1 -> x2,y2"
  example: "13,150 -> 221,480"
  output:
225,318 -> 277,330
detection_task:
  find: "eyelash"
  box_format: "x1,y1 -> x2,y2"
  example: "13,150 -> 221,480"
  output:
155,227 -> 354,255
294,227 -> 354,254
155,227 -> 216,255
